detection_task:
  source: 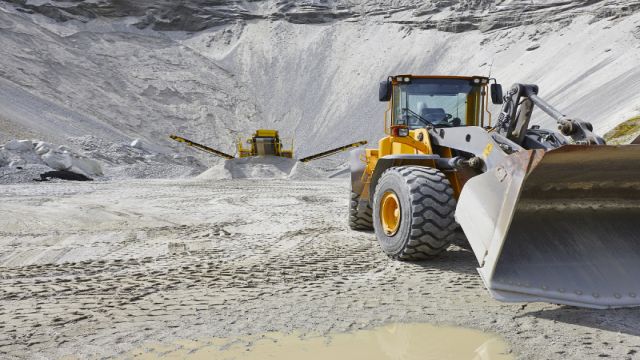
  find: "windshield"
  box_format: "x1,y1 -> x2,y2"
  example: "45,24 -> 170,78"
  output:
393,78 -> 477,129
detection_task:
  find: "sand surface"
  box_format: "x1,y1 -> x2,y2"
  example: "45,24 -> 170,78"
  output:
1,2 -> 639,359
1,179 -> 639,359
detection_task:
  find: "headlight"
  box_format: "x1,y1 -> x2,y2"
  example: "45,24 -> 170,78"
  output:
398,128 -> 409,137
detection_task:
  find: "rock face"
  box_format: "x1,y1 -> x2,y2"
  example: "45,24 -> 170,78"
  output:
5,0 -> 639,32
0,139 -> 103,178
0,136 -> 210,183
0,0 -> 639,159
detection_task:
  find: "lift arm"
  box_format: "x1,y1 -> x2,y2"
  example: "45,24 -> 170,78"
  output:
169,135 -> 234,160
299,141 -> 368,162
495,84 -> 605,145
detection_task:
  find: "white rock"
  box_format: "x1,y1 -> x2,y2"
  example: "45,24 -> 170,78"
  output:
8,159 -> 26,168
69,155 -> 103,177
5,139 -> 33,152
41,151 -> 72,171
131,138 -> 144,149
35,141 -> 52,155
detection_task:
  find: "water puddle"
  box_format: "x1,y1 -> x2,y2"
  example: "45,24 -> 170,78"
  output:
128,323 -> 513,359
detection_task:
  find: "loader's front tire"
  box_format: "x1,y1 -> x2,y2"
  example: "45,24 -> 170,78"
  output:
373,166 -> 458,260
349,191 -> 373,230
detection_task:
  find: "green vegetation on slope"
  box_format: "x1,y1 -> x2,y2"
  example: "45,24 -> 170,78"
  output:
604,116 -> 640,144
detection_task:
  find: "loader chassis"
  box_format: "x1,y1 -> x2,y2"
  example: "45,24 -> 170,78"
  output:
351,76 -> 499,205
350,74 -> 640,309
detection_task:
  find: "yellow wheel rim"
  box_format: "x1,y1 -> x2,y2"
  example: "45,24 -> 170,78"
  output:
380,191 -> 401,236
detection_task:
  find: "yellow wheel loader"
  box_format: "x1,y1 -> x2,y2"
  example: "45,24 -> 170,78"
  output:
350,74 -> 640,309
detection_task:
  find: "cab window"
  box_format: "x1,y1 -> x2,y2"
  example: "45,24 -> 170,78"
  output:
392,78 -> 479,129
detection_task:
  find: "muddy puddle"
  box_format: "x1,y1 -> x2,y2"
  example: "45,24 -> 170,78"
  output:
127,323 -> 513,359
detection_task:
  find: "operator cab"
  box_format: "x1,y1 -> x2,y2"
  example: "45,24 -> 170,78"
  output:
380,75 -> 498,130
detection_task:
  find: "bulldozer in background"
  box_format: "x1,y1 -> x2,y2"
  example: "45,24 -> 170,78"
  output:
171,129 -> 366,162
349,74 -> 640,309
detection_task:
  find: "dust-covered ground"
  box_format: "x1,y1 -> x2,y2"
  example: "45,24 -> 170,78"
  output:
1,179 -> 639,359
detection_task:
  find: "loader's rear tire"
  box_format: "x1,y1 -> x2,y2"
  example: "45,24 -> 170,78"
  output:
349,191 -> 373,230
373,166 -> 458,260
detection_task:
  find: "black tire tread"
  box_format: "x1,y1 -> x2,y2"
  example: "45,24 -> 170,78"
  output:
375,166 -> 458,260
348,191 -> 373,230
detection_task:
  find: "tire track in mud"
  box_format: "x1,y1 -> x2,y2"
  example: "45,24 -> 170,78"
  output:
0,245 -> 477,358
0,225 -> 382,302
1,180 -> 639,359
0,210 -> 391,358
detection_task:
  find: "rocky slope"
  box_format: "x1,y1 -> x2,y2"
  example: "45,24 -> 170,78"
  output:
5,0 -> 639,33
0,0 -> 639,162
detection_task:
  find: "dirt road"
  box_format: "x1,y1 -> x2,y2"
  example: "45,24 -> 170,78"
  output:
0,179 -> 638,359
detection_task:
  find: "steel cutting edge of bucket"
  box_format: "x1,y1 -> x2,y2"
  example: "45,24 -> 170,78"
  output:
456,144 -> 640,308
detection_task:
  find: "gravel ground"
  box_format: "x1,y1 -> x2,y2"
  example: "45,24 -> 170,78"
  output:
0,179 -> 639,359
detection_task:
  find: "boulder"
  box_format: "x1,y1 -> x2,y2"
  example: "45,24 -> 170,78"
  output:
41,151 -> 72,171
69,155 -> 103,177
5,139 -> 33,152
34,141 -> 52,155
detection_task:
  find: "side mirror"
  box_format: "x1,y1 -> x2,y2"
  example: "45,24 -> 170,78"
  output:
490,83 -> 503,105
379,80 -> 391,102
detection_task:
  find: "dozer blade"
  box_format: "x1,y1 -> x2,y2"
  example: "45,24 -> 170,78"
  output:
456,145 -> 640,308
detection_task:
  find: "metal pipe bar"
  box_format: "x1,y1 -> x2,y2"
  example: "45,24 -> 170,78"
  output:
169,135 -> 234,159
525,91 -> 565,121
299,141 -> 368,162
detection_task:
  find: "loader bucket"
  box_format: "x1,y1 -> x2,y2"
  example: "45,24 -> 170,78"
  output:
456,145 -> 640,308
